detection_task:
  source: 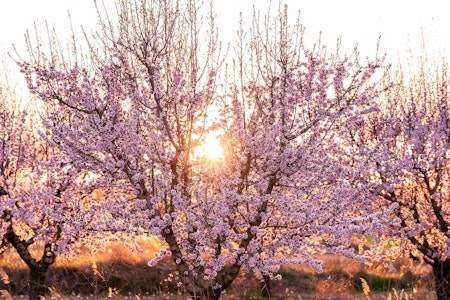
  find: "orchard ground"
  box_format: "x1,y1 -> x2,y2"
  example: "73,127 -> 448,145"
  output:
0,237 -> 436,299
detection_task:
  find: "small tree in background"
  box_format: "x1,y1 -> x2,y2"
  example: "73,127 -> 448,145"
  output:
18,0 -> 390,298
0,61 -> 121,299
0,64 -> 60,299
345,53 -> 450,300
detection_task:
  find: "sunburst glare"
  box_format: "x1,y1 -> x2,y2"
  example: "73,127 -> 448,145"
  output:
194,132 -> 223,159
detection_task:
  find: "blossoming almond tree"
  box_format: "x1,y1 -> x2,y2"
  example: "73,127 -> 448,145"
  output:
0,64 -> 121,299
0,69 -> 65,299
344,54 -> 450,300
18,0 -> 390,298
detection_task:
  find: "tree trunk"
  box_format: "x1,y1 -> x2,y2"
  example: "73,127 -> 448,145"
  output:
189,287 -> 221,300
28,266 -> 48,300
432,259 -> 450,300
28,268 -> 47,300
260,274 -> 271,297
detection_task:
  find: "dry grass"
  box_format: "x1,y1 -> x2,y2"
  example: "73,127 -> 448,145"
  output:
0,241 -> 436,299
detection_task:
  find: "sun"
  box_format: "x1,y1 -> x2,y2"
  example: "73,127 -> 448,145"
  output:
194,132 -> 223,159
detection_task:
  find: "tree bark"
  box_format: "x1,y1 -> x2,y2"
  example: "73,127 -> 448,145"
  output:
189,287 -> 221,300
432,259 -> 450,300
28,266 -> 48,300
4,221 -> 54,300
260,274 -> 271,297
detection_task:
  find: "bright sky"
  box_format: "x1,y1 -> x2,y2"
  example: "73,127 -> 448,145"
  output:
1,0 -> 449,72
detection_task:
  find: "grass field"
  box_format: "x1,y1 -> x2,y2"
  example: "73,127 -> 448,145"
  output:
0,238 -> 437,299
